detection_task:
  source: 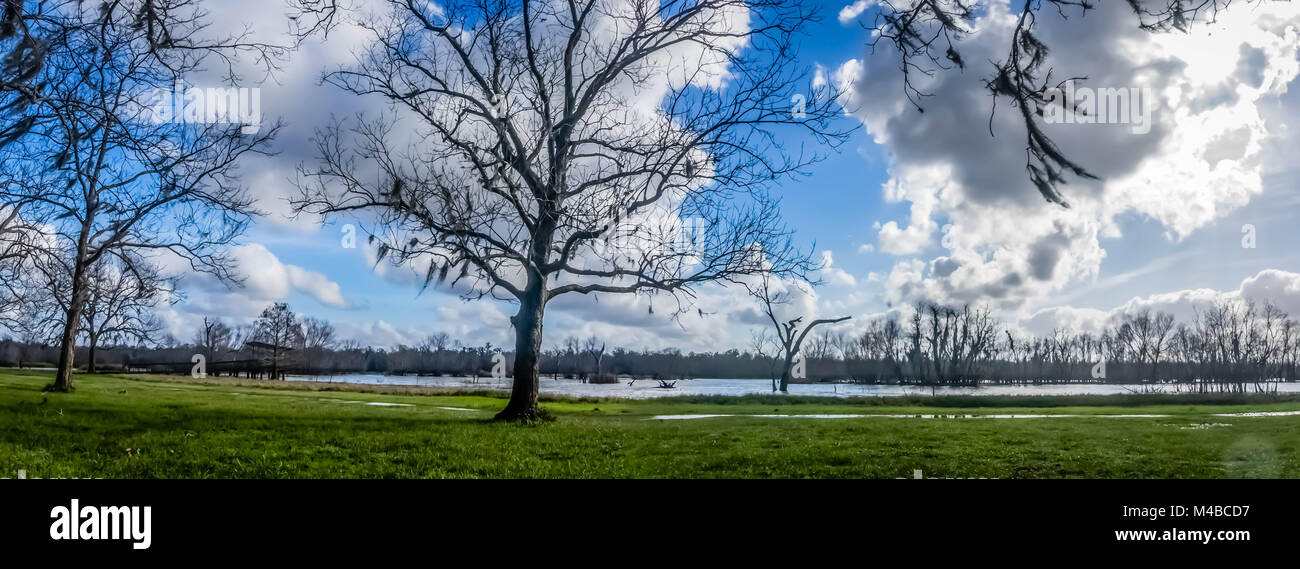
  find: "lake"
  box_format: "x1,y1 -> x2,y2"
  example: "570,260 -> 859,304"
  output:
285,374 -> 1300,399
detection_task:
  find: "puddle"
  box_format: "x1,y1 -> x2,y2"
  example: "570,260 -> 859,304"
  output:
1173,423 -> 1233,430
335,400 -> 413,407
651,414 -> 739,420
1213,410 -> 1300,417
649,413 -> 1172,421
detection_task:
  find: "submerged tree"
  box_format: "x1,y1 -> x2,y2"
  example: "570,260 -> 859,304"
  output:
0,1 -> 281,391
293,0 -> 850,421
745,272 -> 850,392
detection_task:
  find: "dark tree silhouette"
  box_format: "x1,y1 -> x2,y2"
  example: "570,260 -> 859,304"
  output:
193,316 -> 234,363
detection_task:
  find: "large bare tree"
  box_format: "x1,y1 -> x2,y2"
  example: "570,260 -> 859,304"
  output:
0,1 -> 282,392
293,0 -> 850,421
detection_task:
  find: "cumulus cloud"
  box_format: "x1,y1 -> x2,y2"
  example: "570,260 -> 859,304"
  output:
1022,269 -> 1300,334
819,250 -> 857,287
151,243 -> 357,340
836,1 -> 1300,309
838,0 -> 876,25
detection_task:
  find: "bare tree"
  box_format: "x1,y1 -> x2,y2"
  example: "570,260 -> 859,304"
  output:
80,260 -> 169,372
0,241 -> 68,346
583,335 -> 606,379
249,302 -> 304,380
193,316 -> 234,363
292,0 -> 849,420
302,316 -> 337,349
0,2 -> 283,392
745,272 -> 850,392
420,332 -> 451,352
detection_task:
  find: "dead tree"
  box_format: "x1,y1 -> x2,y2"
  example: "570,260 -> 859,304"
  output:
745,272 -> 850,392
584,336 -> 607,380
193,316 -> 234,365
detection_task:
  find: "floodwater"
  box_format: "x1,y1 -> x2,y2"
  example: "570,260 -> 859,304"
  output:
285,374 -> 1300,400
648,413 -> 1177,420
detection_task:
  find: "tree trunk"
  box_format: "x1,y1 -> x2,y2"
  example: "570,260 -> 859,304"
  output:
51,301 -> 85,392
87,336 -> 98,374
779,353 -> 794,393
49,262 -> 90,393
496,284 -> 546,422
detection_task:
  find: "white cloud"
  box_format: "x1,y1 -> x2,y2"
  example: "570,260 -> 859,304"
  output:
835,0 -> 1300,309
838,0 -> 876,25
286,265 -> 352,309
151,243 -> 356,341
819,250 -> 857,287
1022,269 -> 1300,334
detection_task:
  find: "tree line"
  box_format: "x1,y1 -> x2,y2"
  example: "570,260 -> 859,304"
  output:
2,296 -> 1298,392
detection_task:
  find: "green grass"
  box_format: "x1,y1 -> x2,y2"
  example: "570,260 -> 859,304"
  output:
1,370 -> 1298,478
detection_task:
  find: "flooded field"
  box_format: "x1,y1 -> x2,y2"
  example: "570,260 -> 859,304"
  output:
286,374 -> 1300,400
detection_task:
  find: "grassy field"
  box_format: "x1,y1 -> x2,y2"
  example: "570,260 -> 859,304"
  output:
1,370 -> 1298,478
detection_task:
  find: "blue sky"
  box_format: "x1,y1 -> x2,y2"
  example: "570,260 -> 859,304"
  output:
155,0 -> 1300,351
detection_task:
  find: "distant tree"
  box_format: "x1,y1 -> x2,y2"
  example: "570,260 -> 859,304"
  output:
302,317 -> 337,349
420,332 -> 450,352
584,336 -> 607,379
0,242 -> 67,345
249,303 -> 305,379
193,317 -> 234,363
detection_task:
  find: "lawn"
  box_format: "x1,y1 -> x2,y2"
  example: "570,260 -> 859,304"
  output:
1,370 -> 1297,478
